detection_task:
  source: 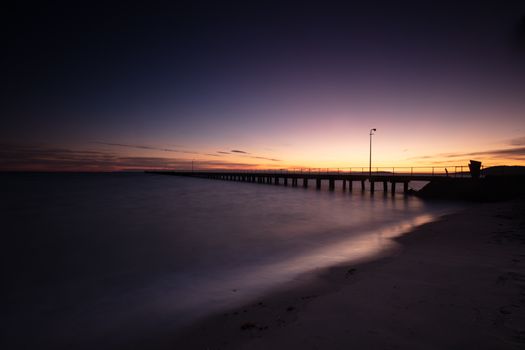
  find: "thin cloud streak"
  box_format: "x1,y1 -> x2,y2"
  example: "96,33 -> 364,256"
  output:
94,142 -> 221,157
410,146 -> 525,162
510,136 -> 525,146
250,156 -> 281,162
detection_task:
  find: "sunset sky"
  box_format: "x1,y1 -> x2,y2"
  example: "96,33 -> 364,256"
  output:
2,1 -> 525,171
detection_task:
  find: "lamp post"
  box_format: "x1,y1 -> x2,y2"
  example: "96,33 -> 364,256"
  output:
369,128 -> 376,180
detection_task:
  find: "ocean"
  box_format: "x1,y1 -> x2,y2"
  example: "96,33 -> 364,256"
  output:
1,172 -> 459,349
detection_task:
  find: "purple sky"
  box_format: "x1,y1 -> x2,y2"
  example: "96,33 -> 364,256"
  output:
2,1 -> 525,170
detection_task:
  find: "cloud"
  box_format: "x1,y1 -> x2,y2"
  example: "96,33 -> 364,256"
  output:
94,141 -> 222,157
461,147 -> 525,158
218,149 -> 280,162
95,141 -> 187,153
0,144 -> 263,171
0,142 -> 284,171
250,156 -> 281,162
410,146 -> 525,162
509,136 -> 525,146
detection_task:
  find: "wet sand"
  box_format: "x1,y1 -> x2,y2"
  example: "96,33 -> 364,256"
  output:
172,199 -> 525,349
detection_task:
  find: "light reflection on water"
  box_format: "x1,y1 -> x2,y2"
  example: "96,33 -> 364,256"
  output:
1,173 -> 458,349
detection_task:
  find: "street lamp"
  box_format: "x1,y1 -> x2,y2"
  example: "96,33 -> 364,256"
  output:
369,128 -> 376,180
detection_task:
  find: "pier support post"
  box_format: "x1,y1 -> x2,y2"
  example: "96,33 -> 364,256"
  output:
383,181 -> 388,193
391,182 -> 396,195
361,180 -> 365,192
303,178 -> 308,188
284,178 -> 288,186
370,181 -> 375,194
329,179 -> 335,191
274,177 -> 279,185
342,179 -> 346,190
316,178 -> 321,190
292,178 -> 297,187
403,181 -> 409,194
348,180 -> 353,192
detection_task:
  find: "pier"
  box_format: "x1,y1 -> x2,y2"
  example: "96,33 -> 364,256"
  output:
148,166 -> 478,195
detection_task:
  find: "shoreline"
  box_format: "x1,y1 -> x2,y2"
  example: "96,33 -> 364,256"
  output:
170,199 -> 525,349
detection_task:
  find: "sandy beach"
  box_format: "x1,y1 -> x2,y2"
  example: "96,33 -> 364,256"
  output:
173,199 -> 525,349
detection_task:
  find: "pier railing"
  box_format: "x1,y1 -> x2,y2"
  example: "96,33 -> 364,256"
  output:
179,165 -> 478,178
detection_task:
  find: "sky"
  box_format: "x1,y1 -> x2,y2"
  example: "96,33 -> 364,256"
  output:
1,0 -> 525,171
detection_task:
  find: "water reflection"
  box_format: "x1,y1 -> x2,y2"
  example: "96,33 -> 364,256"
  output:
1,173 -> 457,349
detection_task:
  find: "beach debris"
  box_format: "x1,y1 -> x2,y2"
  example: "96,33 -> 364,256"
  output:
300,295 -> 318,300
499,306 -> 512,315
240,322 -> 257,330
346,268 -> 357,278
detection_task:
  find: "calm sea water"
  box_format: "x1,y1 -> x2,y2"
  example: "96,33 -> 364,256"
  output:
1,173 -> 459,349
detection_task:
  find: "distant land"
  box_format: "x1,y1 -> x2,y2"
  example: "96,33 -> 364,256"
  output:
417,166 -> 525,201
482,165 -> 525,176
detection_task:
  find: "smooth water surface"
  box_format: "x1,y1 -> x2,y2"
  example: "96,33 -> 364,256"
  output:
1,173 -> 459,349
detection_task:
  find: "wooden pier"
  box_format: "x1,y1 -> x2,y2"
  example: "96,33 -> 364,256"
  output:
147,168 -> 476,195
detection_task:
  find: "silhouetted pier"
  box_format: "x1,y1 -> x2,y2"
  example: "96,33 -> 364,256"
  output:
148,166 -> 478,195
